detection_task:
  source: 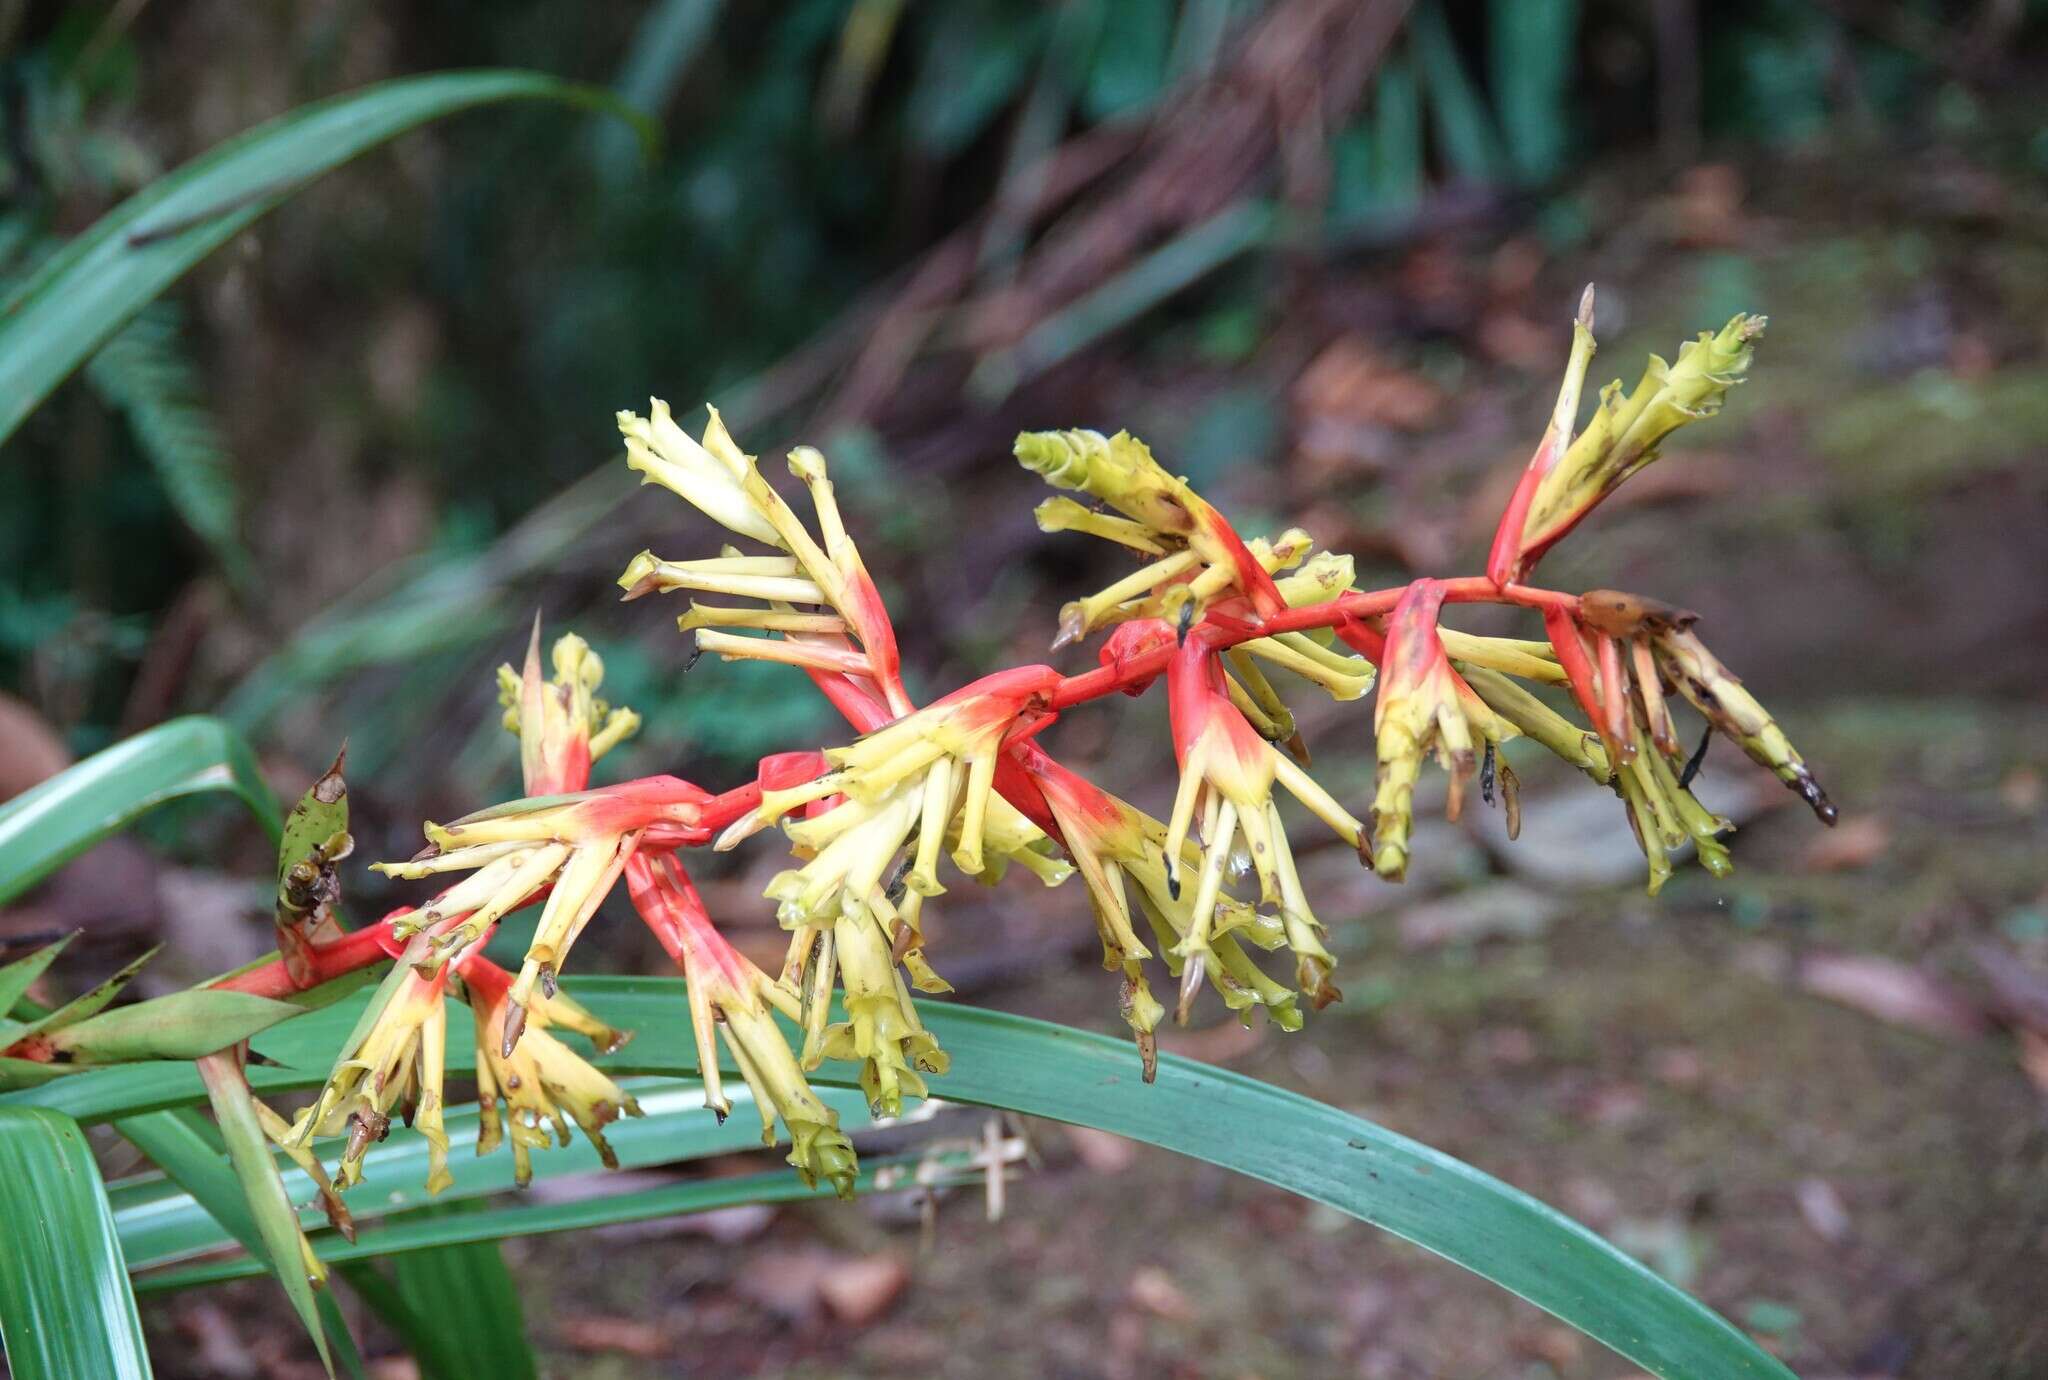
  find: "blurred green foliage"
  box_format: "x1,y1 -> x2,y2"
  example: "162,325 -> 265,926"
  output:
0,0 -> 2034,775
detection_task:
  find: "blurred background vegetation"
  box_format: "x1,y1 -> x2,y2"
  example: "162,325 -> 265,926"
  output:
5,1 -> 2048,1376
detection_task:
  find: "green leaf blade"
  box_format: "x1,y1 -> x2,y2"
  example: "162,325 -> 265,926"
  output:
114,1105 -> 365,1379
357,1216 -> 535,1380
114,1079 -> 875,1270
0,716 -> 279,907
9,946 -> 160,1042
0,1106 -> 152,1379
46,990 -> 304,1063
198,1057 -> 334,1374
0,934 -> 76,1021
142,1153 -> 960,1292
28,979 -> 1797,1380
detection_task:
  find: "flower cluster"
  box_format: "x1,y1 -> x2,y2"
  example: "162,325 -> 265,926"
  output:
624,851 -> 857,1194
285,931 -> 456,1192
255,290 -> 1832,1202
460,957 -> 642,1188
495,622 -> 640,794
283,631 -> 649,1192
1369,578 -> 1516,880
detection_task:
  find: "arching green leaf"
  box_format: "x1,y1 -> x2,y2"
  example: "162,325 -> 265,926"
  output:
0,71 -> 650,446
11,980 -> 1795,1380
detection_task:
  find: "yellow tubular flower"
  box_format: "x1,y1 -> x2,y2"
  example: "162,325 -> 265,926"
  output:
625,856 -> 857,1195
1651,626 -> 1836,825
377,776 -> 710,1008
737,693 -> 1062,1114
815,904 -> 948,1116
1372,581 -> 1516,880
253,1099 -> 355,1241
1459,667 -> 1611,783
1519,314 -> 1764,564
1157,634 -> 1363,1013
619,399 -> 784,547
288,939 -> 453,1191
620,405 -> 913,715
1025,719 -> 1334,1045
1048,530 -> 1312,653
738,667 -> 1071,923
1016,428 -> 1293,634
1033,495 -> 1168,554
465,965 -> 644,1188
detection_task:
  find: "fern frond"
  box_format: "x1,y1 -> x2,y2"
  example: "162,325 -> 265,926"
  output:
83,301 -> 253,587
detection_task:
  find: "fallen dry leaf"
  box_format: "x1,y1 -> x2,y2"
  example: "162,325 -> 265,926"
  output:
1476,310 -> 1560,371
1968,942 -> 2048,1031
1291,335 -> 1445,483
1798,952 -> 1989,1038
819,1253 -> 911,1326
0,691 -> 69,804
1795,1177 -> 1852,1243
733,1247 -> 835,1323
1516,1323 -> 1585,1370
175,1300 -> 255,1379
2018,1029 -> 2048,1099
1650,1045 -> 1705,1089
1797,814 -> 1891,873
1666,163 -> 1749,248
1561,1176 -> 1621,1228
1487,236 -> 1546,302
1580,1082 -> 1648,1129
2000,765 -> 2043,816
1476,1025 -> 1538,1067
555,1315 -> 667,1357
1297,338 -> 1445,432
1126,1265 -> 1195,1322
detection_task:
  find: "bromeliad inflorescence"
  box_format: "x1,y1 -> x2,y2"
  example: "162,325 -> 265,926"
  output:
4,292 -> 1835,1203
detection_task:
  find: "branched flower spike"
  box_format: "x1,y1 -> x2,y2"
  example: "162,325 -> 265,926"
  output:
1016,428 -> 1289,647
233,298 -> 1835,1202
1023,746 -> 1318,1075
496,621 -> 640,794
378,775 -> 709,1005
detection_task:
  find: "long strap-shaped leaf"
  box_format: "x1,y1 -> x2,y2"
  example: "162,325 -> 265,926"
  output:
140,1151 -> 973,1291
345,1203 -> 537,1380
0,70 -> 646,446
0,716 -> 279,906
0,1107 -> 152,1379
8,980 -> 1796,1380
113,1079 -> 875,1269
116,1107 -> 366,1380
